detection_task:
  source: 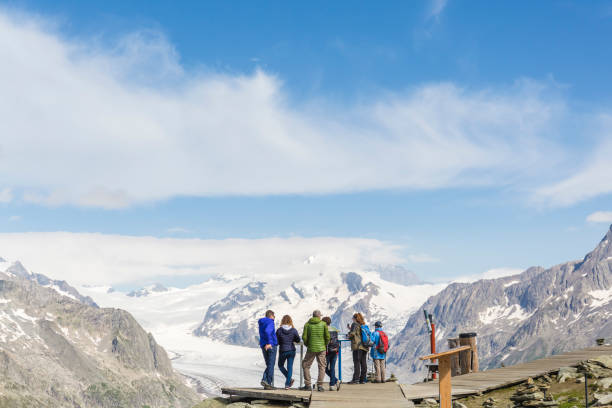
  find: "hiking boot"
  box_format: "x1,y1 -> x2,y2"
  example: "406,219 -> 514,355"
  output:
337,381 -> 342,391
298,385 -> 311,391
263,383 -> 275,390
289,379 -> 295,388
260,380 -> 270,388
317,385 -> 325,392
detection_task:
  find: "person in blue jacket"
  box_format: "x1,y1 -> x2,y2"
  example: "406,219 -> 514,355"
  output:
370,321 -> 387,383
258,309 -> 278,389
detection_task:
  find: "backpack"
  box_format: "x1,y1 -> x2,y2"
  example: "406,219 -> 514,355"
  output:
328,330 -> 340,353
376,330 -> 389,354
360,324 -> 374,347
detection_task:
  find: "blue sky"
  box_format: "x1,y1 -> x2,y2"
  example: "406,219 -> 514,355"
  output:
1,0 -> 612,283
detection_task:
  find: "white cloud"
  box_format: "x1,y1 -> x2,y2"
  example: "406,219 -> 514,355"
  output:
0,232 -> 406,286
453,267 -> 524,283
407,253 -> 440,263
587,211 -> 612,223
0,9 -> 580,208
534,136 -> 612,206
2,9 -> 611,209
0,188 -> 12,203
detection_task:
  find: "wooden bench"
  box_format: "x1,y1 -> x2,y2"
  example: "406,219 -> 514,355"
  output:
420,346 -> 472,408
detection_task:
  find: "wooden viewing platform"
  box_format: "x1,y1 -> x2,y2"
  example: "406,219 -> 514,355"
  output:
221,345 -> 612,407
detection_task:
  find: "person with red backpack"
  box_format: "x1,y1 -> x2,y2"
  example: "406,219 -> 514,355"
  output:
370,321 -> 389,383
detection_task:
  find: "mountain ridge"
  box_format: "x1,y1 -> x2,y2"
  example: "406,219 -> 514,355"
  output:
387,224 -> 612,382
0,260 -> 200,407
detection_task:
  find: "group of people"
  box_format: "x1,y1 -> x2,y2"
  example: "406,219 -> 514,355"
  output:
258,309 -> 389,392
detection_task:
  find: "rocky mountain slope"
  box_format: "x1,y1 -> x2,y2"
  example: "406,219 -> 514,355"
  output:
0,260 -> 199,408
193,269 -> 446,347
2,258 -> 98,307
388,225 -> 612,382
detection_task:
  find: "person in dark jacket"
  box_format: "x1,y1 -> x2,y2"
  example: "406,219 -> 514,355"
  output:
347,312 -> 368,384
276,315 -> 301,389
258,310 -> 277,389
322,316 -> 340,391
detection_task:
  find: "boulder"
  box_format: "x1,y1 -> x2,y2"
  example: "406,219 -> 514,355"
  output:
511,392 -> 545,402
558,367 -> 578,383
227,403 -> 254,408
592,356 -> 612,370
594,393 -> 612,406
194,398 -> 229,408
579,361 -> 612,379
598,378 -> 612,389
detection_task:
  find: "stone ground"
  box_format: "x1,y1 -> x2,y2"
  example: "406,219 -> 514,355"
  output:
449,373 -> 608,408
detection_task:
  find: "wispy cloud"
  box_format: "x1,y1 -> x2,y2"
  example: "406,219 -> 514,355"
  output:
453,267 -> 524,283
428,0 -> 448,20
8,215 -> 21,222
0,232 -> 407,286
0,9 -> 610,209
533,135 -> 612,206
586,211 -> 612,223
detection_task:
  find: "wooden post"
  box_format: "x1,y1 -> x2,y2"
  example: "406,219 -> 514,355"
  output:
420,346 -> 471,408
447,338 -> 461,376
459,332 -> 478,373
438,356 -> 451,408
458,337 -> 470,374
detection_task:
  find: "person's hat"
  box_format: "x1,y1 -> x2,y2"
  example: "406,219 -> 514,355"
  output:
374,321 -> 383,328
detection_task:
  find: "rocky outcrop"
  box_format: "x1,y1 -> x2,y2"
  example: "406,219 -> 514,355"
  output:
5,260 -> 98,307
0,265 -> 199,407
510,378 -> 557,408
388,225 -> 612,382
127,283 -> 169,297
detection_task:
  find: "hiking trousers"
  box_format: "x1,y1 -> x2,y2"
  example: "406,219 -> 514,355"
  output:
278,350 -> 296,387
352,349 -> 367,383
302,350 -> 326,387
374,358 -> 386,382
261,346 -> 277,386
325,351 -> 338,386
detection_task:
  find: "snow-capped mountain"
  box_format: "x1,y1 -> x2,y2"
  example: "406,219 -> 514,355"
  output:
78,260 -> 446,394
0,260 -> 199,407
1,258 -> 98,307
193,269 -> 446,346
388,224 -> 612,383
127,283 -> 169,297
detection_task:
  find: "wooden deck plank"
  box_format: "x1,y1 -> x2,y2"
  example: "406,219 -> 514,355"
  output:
222,345 -> 612,406
399,345 -> 612,402
220,387 -> 311,402
310,382 -> 413,408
